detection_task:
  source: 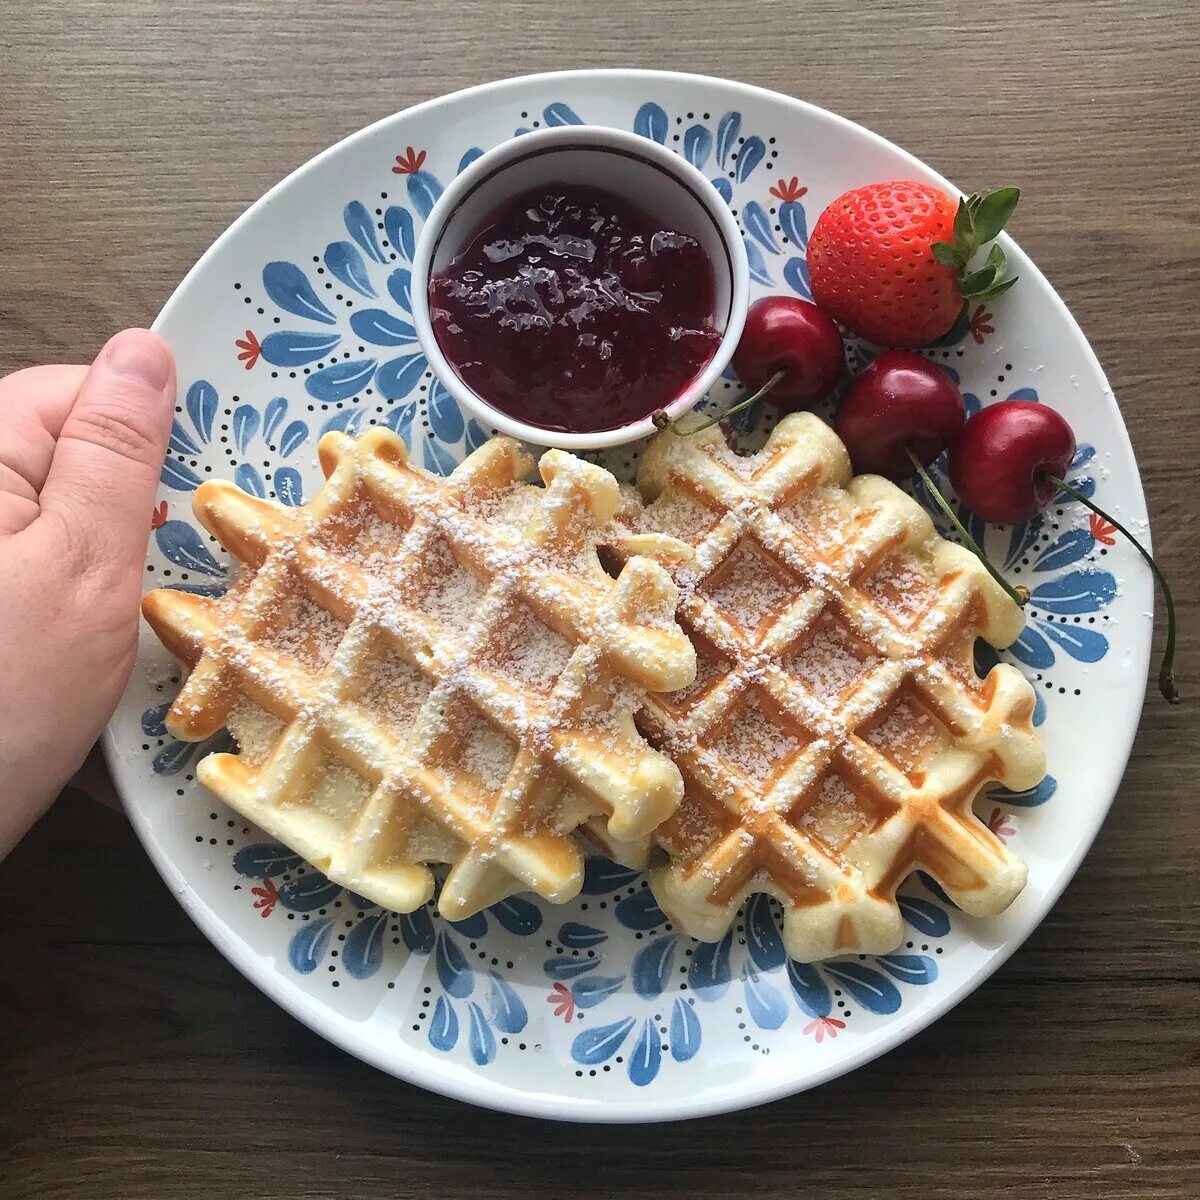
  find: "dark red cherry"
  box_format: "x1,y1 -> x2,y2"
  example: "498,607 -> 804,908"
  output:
835,350 -> 964,480
731,296 -> 845,411
950,400 -> 1075,523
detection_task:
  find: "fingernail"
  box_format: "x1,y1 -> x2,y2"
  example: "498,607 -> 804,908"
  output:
106,330 -> 173,393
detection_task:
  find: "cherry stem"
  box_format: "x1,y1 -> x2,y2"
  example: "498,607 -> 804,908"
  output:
654,367 -> 788,437
905,449 -> 1030,610
1045,474 -> 1178,704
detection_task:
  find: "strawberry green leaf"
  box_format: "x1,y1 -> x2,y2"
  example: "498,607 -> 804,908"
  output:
960,264 -> 999,295
967,274 -> 1019,303
953,199 -> 978,255
970,187 -> 1020,243
985,242 -> 1007,272
932,242 -> 966,269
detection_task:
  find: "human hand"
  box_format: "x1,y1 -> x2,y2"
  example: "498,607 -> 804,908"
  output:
0,330 -> 175,856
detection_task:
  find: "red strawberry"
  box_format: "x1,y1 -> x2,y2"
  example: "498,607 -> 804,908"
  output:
807,181 -> 1019,347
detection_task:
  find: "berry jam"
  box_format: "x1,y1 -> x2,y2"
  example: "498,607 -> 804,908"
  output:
428,185 -> 721,433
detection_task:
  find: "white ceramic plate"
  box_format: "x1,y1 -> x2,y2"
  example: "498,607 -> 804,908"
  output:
106,70 -> 1151,1123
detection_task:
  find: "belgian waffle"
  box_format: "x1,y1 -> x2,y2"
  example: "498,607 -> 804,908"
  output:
142,428 -> 696,919
599,412 -> 1046,962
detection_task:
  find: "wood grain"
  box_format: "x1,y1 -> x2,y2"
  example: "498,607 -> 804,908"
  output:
1,1 -> 1198,1196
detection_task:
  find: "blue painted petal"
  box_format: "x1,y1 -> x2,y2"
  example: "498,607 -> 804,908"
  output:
350,309 -> 417,346
744,970 -> 788,1029
344,200 -> 385,263
232,842 -> 302,879
400,906 -> 435,955
633,101 -> 668,144
260,330 -> 342,368
627,1018 -> 663,1086
489,895 -> 542,936
670,997 -> 702,1062
744,238 -> 772,286
376,352 -> 428,400
582,857 -> 641,894
877,953 -> 938,986
615,890 -> 668,931
449,911 -> 488,938
384,206 -> 416,261
262,261 -> 336,325
735,136 -> 765,182
407,171 -> 443,220
571,1017 -> 634,1065
1008,623 -> 1055,669
324,240 -> 377,298
745,894 -> 786,972
234,463 -> 266,498
387,267 -> 412,312
288,917 -> 334,974
787,960 -> 832,1017
186,380 -> 218,442
573,975 -> 625,1009
274,467 -> 303,507
1004,512 -> 1044,570
166,581 -> 228,599
1057,475 -> 1095,503
233,404 -> 260,454
1007,386 -> 1040,403
321,407 -> 365,437
688,930 -> 733,1000
152,740 -> 196,774
558,923 -> 607,950
465,419 -> 490,454
683,124 -> 712,169
458,147 -> 484,174
710,177 -> 733,205
488,972 -> 528,1034
168,419 -> 201,457
423,438 -> 457,476
991,774 -> 1057,807
543,102 -> 584,126
897,895 -> 952,938
466,1002 -> 497,1065
544,955 -> 600,982
1037,619 -> 1110,662
1071,443 -> 1096,471
162,457 -> 203,491
1030,569 -> 1117,615
632,935 -> 677,999
427,378 -> 464,443
1033,528 -> 1093,572
435,932 -> 473,998
263,395 -> 288,445
824,961 -> 902,1014
780,200 -> 809,251
277,872 -> 341,912
1034,689 -> 1047,727
428,995 -> 459,1051
140,702 -> 170,737
783,256 -> 812,301
278,419 -> 308,458
341,911 -> 387,979
155,520 -> 224,575
742,200 -> 779,254
715,111 -> 741,168
384,401 -> 417,446
305,359 -> 377,403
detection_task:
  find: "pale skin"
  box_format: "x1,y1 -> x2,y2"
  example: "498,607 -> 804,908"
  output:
0,329 -> 176,857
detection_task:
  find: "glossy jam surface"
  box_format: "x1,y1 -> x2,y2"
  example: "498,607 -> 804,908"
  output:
429,185 -> 722,433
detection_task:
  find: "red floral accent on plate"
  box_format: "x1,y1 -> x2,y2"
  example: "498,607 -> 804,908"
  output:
546,981 -> 576,1022
987,807 -> 1016,842
803,1015 -> 846,1043
969,305 -> 994,344
392,146 -> 427,175
251,878 -> 278,918
769,176 -> 808,203
150,500 -> 168,530
1090,512 -> 1117,545
236,329 -> 261,370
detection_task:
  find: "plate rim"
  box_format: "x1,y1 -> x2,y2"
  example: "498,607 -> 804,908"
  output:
106,66 -> 1152,1123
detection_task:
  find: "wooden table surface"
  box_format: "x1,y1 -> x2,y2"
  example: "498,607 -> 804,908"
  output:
2,2 -> 1197,1197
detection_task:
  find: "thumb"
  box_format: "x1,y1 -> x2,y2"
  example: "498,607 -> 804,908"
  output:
40,329 -> 175,573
